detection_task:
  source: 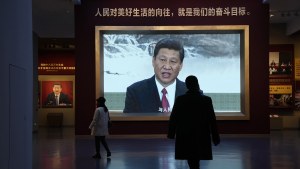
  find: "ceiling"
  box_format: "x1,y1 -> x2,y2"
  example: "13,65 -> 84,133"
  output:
32,0 -> 300,38
32,0 -> 75,38
269,0 -> 300,35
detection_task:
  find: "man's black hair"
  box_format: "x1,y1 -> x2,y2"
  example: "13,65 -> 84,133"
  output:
153,38 -> 184,62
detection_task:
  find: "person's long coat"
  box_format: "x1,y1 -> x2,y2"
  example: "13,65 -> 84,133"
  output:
89,107 -> 109,136
168,91 -> 220,160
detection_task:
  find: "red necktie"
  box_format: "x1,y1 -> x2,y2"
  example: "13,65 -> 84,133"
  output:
161,88 -> 170,112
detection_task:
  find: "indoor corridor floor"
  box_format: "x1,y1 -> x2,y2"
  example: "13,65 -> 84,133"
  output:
33,128 -> 300,169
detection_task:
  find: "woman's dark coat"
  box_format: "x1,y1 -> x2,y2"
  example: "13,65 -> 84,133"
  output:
168,91 -> 220,160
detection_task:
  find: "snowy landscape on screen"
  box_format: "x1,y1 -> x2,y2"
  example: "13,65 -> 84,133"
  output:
103,33 -> 241,94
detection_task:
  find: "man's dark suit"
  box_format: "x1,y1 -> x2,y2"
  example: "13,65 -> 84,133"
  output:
44,92 -> 71,106
123,75 -> 187,113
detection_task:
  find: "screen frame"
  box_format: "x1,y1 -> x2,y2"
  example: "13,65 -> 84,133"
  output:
95,25 -> 250,121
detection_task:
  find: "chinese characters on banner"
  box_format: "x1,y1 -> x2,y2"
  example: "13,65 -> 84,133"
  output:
295,58 -> 300,109
295,58 -> 300,80
38,63 -> 75,72
94,7 -> 250,17
38,51 -> 75,75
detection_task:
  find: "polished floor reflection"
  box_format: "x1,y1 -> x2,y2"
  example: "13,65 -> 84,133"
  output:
33,128 -> 300,169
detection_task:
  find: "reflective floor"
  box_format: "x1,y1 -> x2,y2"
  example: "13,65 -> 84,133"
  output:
33,128 -> 300,169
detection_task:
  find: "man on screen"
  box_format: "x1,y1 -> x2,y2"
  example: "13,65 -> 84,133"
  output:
123,38 -> 187,113
45,82 -> 71,106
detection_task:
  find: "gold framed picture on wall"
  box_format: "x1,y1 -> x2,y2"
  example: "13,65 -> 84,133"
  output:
269,44 -> 294,111
269,85 -> 293,108
269,51 -> 293,77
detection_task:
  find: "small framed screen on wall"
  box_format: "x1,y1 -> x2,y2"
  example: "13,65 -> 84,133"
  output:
41,81 -> 73,108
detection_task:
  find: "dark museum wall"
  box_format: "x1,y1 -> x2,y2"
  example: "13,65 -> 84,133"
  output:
75,0 -> 270,135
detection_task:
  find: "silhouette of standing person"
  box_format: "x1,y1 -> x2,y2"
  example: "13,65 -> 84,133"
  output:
89,97 -> 111,159
167,75 -> 220,169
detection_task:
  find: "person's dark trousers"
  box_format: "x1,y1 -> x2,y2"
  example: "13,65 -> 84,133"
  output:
187,159 -> 200,169
95,136 -> 111,154
95,136 -> 101,154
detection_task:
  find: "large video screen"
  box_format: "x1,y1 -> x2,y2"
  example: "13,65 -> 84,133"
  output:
95,26 -> 249,120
